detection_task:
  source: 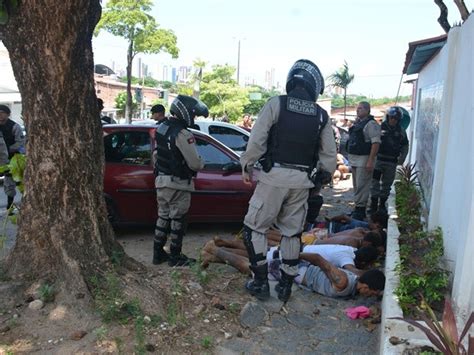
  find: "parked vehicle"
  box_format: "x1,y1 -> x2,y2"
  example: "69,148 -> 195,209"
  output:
131,119 -> 251,155
194,120 -> 250,155
103,124 -> 255,225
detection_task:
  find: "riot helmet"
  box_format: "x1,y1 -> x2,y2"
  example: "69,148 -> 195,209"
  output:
286,59 -> 324,101
170,95 -> 209,127
386,106 -> 402,121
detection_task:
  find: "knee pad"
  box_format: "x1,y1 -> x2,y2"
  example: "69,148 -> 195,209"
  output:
242,225 -> 266,267
155,216 -> 170,235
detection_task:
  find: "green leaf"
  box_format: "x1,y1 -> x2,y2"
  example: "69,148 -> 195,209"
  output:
9,153 -> 26,182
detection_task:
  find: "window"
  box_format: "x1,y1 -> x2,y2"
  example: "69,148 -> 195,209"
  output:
195,138 -> 234,170
208,126 -> 248,152
104,131 -> 151,165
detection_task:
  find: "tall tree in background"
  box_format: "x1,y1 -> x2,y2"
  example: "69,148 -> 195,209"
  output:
200,64 -> 250,121
328,61 -> 354,120
0,0 -> 126,297
96,0 -> 179,122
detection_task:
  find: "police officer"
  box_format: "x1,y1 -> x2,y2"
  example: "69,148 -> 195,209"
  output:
150,104 -> 166,123
152,95 -> 208,267
370,107 -> 409,213
0,105 -> 25,211
347,102 -> 381,220
240,59 -> 337,302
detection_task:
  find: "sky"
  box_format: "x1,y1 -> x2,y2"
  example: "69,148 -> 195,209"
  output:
93,0 -> 472,98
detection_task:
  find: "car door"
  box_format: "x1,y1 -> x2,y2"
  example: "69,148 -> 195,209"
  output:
207,125 -> 249,154
103,129 -> 156,224
190,135 -> 254,222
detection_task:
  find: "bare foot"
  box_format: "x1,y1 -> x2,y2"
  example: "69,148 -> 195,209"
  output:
200,240 -> 223,268
204,239 -> 218,254
213,236 -> 229,248
201,251 -> 222,269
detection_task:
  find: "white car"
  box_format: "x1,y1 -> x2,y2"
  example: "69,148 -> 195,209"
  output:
132,119 -> 251,155
194,120 -> 250,155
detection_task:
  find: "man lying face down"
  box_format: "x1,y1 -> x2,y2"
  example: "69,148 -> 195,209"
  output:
268,249 -> 385,298
201,238 -> 384,299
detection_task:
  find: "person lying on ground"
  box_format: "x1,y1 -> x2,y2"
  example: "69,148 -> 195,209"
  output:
327,210 -> 388,232
333,153 -> 351,184
311,230 -> 383,249
269,225 -> 385,251
288,253 -> 385,298
201,237 -> 378,276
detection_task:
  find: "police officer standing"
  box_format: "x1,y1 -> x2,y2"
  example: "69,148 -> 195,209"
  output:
240,59 -> 337,302
150,104 -> 166,123
347,102 -> 381,220
152,95 -> 208,267
0,105 -> 25,211
370,107 -> 409,213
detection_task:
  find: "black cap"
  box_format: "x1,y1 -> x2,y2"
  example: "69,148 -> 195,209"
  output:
151,104 -> 165,114
0,105 -> 11,114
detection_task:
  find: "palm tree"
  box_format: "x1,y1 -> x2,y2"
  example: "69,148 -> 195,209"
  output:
192,58 -> 207,99
328,61 -> 354,120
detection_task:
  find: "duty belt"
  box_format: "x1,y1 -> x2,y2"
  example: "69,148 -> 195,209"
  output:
273,162 -> 310,172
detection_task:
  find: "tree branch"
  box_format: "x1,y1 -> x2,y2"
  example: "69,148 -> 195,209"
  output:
434,0 -> 451,33
453,0 -> 470,21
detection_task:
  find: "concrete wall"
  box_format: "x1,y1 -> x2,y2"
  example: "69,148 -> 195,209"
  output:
411,18 -> 474,322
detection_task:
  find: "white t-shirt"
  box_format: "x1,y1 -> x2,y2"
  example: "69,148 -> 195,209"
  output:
267,244 -> 356,268
267,244 -> 356,283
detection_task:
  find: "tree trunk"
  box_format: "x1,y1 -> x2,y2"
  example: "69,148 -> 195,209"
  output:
453,0 -> 470,21
126,40 -> 134,123
1,0 -> 123,297
434,0 -> 451,33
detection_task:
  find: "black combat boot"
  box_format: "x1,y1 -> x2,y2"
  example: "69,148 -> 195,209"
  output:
369,198 -> 379,214
352,206 -> 366,221
378,198 -> 388,214
168,253 -> 196,267
152,243 -> 169,265
245,264 -> 270,301
168,243 -> 195,267
275,269 -> 295,303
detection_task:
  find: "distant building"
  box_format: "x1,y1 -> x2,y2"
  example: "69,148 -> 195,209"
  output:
264,68 -> 275,89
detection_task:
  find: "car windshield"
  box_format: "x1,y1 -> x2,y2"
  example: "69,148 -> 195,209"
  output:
207,125 -> 248,152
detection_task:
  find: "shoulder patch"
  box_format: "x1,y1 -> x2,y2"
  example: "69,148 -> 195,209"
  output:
187,137 -> 195,144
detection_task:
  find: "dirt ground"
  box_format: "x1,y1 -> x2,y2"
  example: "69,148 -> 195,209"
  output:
0,178 -> 356,354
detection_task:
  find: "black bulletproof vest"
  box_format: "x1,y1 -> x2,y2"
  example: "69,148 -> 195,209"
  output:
154,118 -> 194,179
0,119 -> 17,157
347,117 -> 374,155
378,121 -> 404,159
268,96 -> 324,168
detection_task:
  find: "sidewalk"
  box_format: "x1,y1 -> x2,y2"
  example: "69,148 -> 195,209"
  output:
216,177 -> 382,354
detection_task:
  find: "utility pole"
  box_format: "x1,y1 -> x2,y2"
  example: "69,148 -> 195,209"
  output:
237,39 -> 241,85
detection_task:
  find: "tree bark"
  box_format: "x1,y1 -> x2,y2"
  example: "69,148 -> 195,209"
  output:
0,0 -> 125,297
453,0 -> 470,21
434,0 -> 451,33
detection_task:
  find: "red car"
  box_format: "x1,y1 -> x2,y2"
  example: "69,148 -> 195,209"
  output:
103,124 -> 255,225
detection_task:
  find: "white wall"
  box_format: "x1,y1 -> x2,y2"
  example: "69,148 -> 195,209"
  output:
413,18 -> 474,322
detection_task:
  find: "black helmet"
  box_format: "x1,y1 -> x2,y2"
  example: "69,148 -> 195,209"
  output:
286,59 -> 324,101
386,106 -> 402,121
170,95 -> 209,126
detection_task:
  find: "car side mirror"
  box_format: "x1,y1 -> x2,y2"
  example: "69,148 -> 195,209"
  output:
222,161 -> 241,176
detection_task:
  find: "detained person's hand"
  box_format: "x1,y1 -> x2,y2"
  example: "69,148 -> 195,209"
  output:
365,159 -> 375,172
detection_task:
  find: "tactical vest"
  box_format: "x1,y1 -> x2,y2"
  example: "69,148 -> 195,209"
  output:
347,117 -> 374,155
0,119 -> 18,158
265,96 -> 326,170
377,121 -> 404,162
154,119 -> 195,179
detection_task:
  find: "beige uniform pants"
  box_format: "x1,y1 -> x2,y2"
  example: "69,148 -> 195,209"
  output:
244,181 -> 309,276
155,187 -> 191,254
